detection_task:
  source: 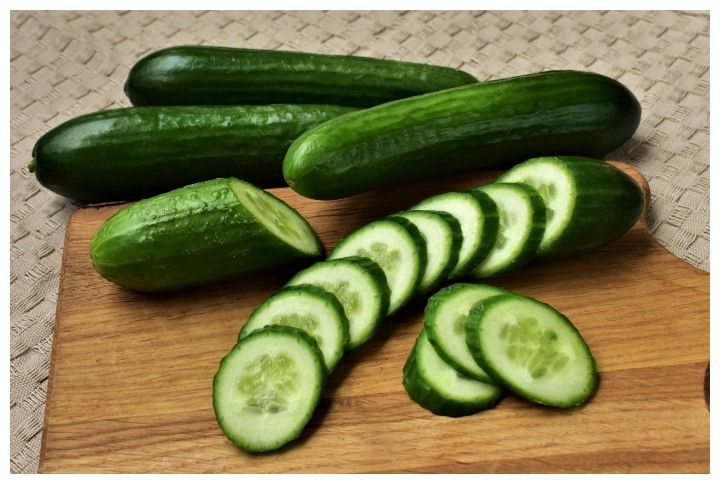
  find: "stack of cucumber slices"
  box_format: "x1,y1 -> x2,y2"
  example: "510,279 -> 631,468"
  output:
213,156 -> 643,452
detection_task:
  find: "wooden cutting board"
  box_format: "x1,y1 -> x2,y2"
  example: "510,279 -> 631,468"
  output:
39,163 -> 709,473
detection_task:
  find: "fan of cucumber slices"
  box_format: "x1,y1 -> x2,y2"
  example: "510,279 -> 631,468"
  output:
213,156 -> 644,452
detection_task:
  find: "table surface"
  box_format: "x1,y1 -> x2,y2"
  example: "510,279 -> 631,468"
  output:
9,10 -> 709,473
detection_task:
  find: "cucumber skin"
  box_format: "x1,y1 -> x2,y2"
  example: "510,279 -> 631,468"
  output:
213,325 -> 326,453
283,70 -> 641,199
403,332 -> 503,417
499,157 -> 645,256
90,178 -> 322,292
125,46 -> 478,107
465,295 -> 598,408
32,104 -> 355,203
470,183 -> 547,277
424,283 -> 508,382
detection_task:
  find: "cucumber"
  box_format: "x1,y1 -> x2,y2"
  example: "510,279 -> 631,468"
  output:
390,211 -> 462,294
412,191 -> 498,277
283,70 -> 641,199
424,283 -> 509,382
470,183 -> 546,277
403,329 -> 503,417
30,104 -> 355,203
285,257 -> 390,349
90,178 -> 322,292
238,285 -> 348,372
329,218 -> 426,315
465,294 -> 598,408
125,46 -> 478,107
497,156 -> 645,256
213,325 -> 325,452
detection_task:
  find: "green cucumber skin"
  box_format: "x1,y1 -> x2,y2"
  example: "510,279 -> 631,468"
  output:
283,70 -> 641,199
470,183 -> 547,277
213,325 -> 326,453
90,178 -> 322,292
499,156 -> 645,256
402,333 -> 503,417
125,46 -> 478,107
31,104 -> 355,203
465,295 -> 598,408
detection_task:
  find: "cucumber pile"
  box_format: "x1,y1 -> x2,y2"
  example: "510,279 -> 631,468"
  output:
214,155 -> 642,451
404,283 -> 597,415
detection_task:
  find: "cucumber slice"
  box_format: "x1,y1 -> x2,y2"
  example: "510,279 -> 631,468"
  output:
391,210 -> 462,294
412,191 -> 498,277
424,283 -> 509,382
238,285 -> 348,372
403,329 -> 503,417
469,183 -> 546,277
286,256 -> 390,349
213,325 -> 325,452
497,156 -> 644,256
329,218 -> 426,315
465,294 -> 598,408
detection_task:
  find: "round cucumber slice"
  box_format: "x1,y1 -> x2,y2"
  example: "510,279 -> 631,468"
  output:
213,325 -> 325,452
286,256 -> 390,349
403,330 -> 503,417
238,285 -> 349,372
329,218 -> 426,315
230,178 -> 322,256
497,156 -> 644,256
391,210 -> 462,294
470,183 -> 546,277
412,191 -> 498,277
465,294 -> 598,408
424,283 -> 509,383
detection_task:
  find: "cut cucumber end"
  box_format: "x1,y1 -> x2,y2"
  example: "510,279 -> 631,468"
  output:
230,178 -> 322,257
28,158 -> 37,173
213,325 -> 325,452
467,294 -> 598,408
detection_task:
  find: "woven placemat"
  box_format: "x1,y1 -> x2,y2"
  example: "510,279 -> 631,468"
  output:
10,10 -> 709,473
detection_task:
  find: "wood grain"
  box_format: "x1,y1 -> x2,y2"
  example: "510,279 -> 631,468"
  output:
39,163 -> 709,473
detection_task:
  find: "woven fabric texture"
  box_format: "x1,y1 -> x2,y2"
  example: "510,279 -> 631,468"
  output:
9,10 -> 709,473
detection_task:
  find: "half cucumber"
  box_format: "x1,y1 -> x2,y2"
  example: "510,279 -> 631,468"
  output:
497,156 -> 644,256
329,218 -> 426,315
470,183 -> 546,277
403,329 -> 503,417
213,325 -> 326,452
285,256 -> 390,349
238,285 -> 349,372
465,294 -> 598,408
424,283 -> 509,383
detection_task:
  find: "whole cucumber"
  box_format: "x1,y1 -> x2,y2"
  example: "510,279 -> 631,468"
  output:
283,70 -> 642,199
124,46 -> 478,107
30,104 -> 355,203
90,178 -> 323,292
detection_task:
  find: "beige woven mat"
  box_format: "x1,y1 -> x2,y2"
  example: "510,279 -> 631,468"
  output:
10,10 -> 709,473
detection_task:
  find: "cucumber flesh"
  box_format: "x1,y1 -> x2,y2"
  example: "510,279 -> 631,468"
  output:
412,191 -> 498,277
285,256 -> 390,349
424,283 -> 509,382
329,218 -> 426,315
497,156 -> 644,255
403,329 -> 503,417
238,285 -> 349,372
465,294 -> 598,408
470,183 -> 546,277
391,210 -> 462,294
213,325 -> 325,452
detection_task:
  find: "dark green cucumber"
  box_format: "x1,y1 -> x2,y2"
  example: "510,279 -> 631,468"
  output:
30,104 -> 355,203
125,46 -> 478,107
90,178 -> 322,292
283,70 -> 641,199
403,329 -> 503,417
497,156 -> 645,255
